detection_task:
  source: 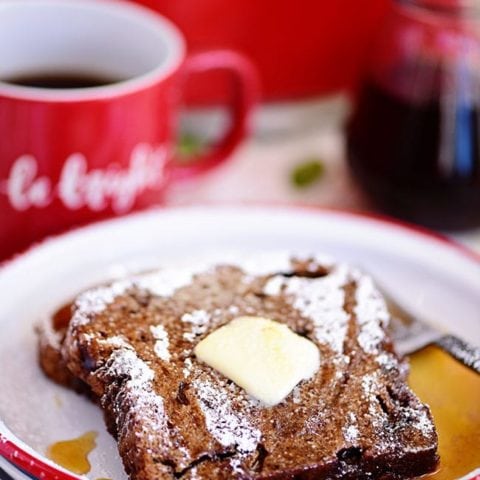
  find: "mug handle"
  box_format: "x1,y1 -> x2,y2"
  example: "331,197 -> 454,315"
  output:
170,50 -> 259,181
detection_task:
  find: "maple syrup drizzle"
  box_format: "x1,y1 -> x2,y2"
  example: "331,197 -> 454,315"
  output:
47,431 -> 98,475
409,346 -> 480,480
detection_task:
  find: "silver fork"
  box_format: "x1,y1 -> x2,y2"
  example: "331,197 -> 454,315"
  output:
381,288 -> 480,374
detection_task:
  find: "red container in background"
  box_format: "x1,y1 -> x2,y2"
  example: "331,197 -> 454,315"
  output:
136,0 -> 389,102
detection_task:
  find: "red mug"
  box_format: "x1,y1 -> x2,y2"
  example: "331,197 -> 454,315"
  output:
0,0 -> 258,261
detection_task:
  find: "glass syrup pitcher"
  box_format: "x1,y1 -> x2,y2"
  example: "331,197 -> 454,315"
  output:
347,0 -> 480,230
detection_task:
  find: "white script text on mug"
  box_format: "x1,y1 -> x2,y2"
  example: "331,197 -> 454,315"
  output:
0,144 -> 167,213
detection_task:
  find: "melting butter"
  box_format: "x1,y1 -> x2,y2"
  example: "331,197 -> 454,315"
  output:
195,316 -> 320,406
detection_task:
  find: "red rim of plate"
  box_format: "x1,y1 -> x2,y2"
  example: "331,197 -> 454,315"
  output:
0,202 -> 479,480
0,432 -> 79,480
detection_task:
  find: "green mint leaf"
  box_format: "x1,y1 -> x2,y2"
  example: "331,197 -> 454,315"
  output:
291,159 -> 325,188
177,132 -> 205,160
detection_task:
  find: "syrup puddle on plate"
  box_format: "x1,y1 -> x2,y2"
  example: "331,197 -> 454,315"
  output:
47,430 -> 97,475
409,345 -> 480,480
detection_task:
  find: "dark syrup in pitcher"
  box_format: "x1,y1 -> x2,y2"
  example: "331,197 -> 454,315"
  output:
347,82 -> 480,230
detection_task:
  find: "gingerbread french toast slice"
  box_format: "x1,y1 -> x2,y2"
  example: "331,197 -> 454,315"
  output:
51,256 -> 437,479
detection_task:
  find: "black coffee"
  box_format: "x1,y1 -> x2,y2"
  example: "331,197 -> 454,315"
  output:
3,72 -> 120,88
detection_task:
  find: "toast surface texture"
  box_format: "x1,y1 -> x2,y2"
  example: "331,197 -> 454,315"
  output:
47,255 -> 438,479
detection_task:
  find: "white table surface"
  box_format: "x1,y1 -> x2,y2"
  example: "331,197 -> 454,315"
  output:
168,95 -> 480,255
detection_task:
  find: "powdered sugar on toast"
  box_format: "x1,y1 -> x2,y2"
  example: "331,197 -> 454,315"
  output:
193,379 -> 261,453
98,347 -> 168,436
69,253 -> 336,329
263,264 -> 351,353
150,325 -> 171,362
182,310 -> 211,343
56,253 -> 437,480
354,274 -> 390,354
263,262 -> 390,356
72,280 -> 132,326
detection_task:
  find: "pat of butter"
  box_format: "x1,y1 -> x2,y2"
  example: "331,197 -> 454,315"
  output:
194,316 -> 320,406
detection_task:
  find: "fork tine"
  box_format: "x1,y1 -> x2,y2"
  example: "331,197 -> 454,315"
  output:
375,282 -> 480,373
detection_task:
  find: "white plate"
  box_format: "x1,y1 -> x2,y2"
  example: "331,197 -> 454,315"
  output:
0,205 -> 479,480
